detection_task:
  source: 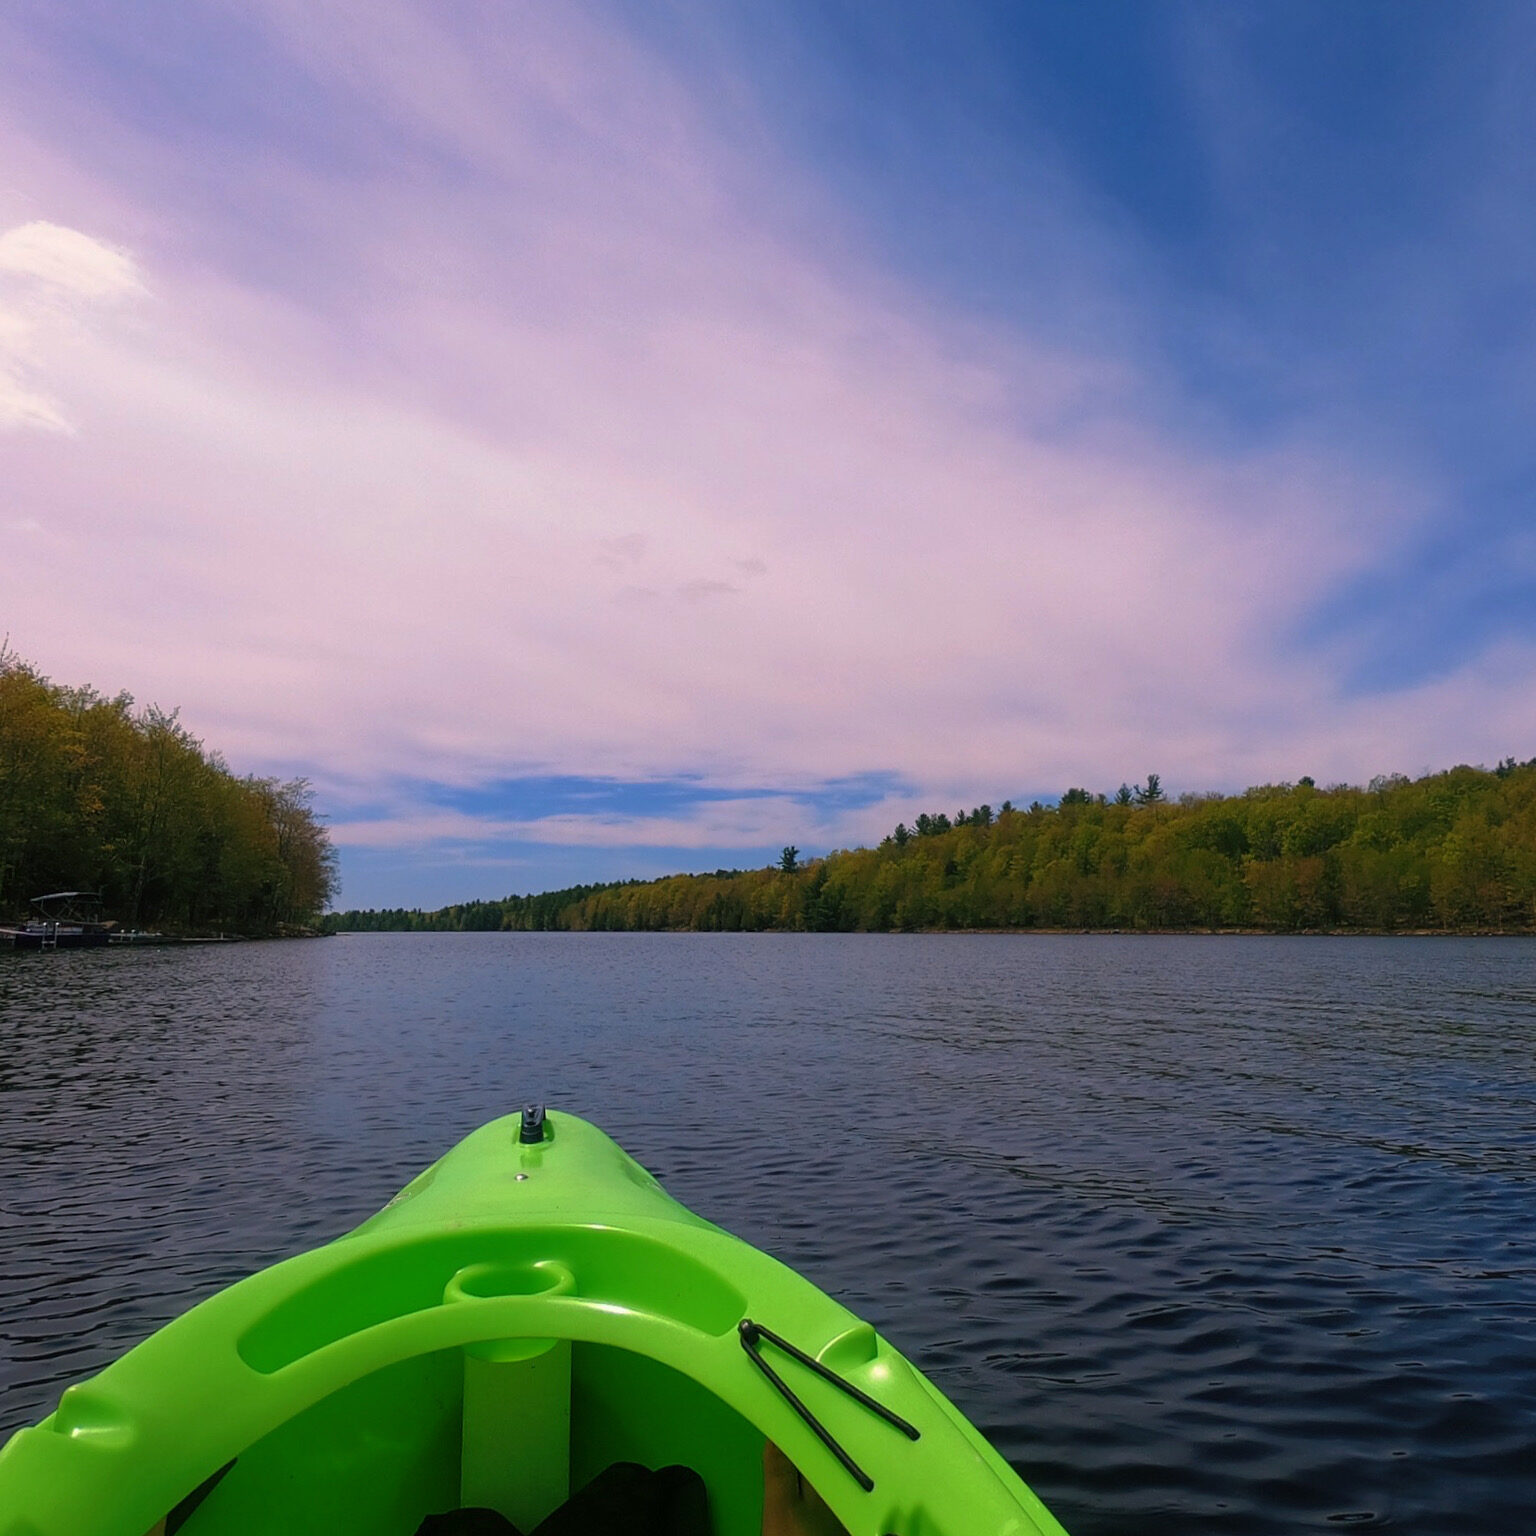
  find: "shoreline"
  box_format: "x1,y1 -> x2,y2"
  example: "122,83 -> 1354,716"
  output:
328,925 -> 1536,938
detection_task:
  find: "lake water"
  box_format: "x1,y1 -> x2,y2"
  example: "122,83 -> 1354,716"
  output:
1,934 -> 1533,1533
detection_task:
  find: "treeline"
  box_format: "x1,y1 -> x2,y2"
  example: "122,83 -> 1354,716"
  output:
331,762 -> 1536,934
0,649 -> 336,931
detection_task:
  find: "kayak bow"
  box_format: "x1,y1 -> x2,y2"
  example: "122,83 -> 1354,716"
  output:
0,1109 -> 1069,1536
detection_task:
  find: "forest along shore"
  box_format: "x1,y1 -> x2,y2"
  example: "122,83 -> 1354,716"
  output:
0,650 -> 336,937
328,761 -> 1536,935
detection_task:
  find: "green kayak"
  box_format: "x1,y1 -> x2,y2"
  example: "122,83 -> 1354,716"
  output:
0,1109 -> 1069,1536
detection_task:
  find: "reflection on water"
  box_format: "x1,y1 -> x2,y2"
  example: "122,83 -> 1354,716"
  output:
2,934 -> 1534,1533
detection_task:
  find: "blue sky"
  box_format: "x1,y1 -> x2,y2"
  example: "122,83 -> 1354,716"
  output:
2,1 -> 1533,907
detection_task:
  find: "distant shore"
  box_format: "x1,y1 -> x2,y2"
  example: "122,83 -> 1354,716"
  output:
327,758 -> 1536,938
329,925 -> 1535,937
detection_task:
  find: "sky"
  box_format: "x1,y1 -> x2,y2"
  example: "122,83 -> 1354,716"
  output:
3,0 -> 1534,909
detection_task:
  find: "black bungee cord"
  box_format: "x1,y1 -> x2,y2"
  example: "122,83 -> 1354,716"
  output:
738,1317 -> 920,1493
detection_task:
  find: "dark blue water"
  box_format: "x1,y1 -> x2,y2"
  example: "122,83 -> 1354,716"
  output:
2,934 -> 1533,1533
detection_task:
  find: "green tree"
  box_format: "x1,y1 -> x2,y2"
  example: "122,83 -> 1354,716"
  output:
0,649 -> 336,930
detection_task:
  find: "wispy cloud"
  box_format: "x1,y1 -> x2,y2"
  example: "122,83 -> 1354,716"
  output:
0,220 -> 144,431
327,772 -> 906,859
334,803 -> 814,853
0,220 -> 143,299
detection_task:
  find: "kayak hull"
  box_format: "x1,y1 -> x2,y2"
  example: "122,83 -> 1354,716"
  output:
0,1111 -> 1069,1536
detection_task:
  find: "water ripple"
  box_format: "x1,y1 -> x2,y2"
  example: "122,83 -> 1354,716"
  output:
2,934 -> 1534,1533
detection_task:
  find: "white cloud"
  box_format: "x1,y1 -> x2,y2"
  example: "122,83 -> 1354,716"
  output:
328,790 -> 874,853
0,366 -> 71,432
0,220 -> 144,300
0,221 -> 145,432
